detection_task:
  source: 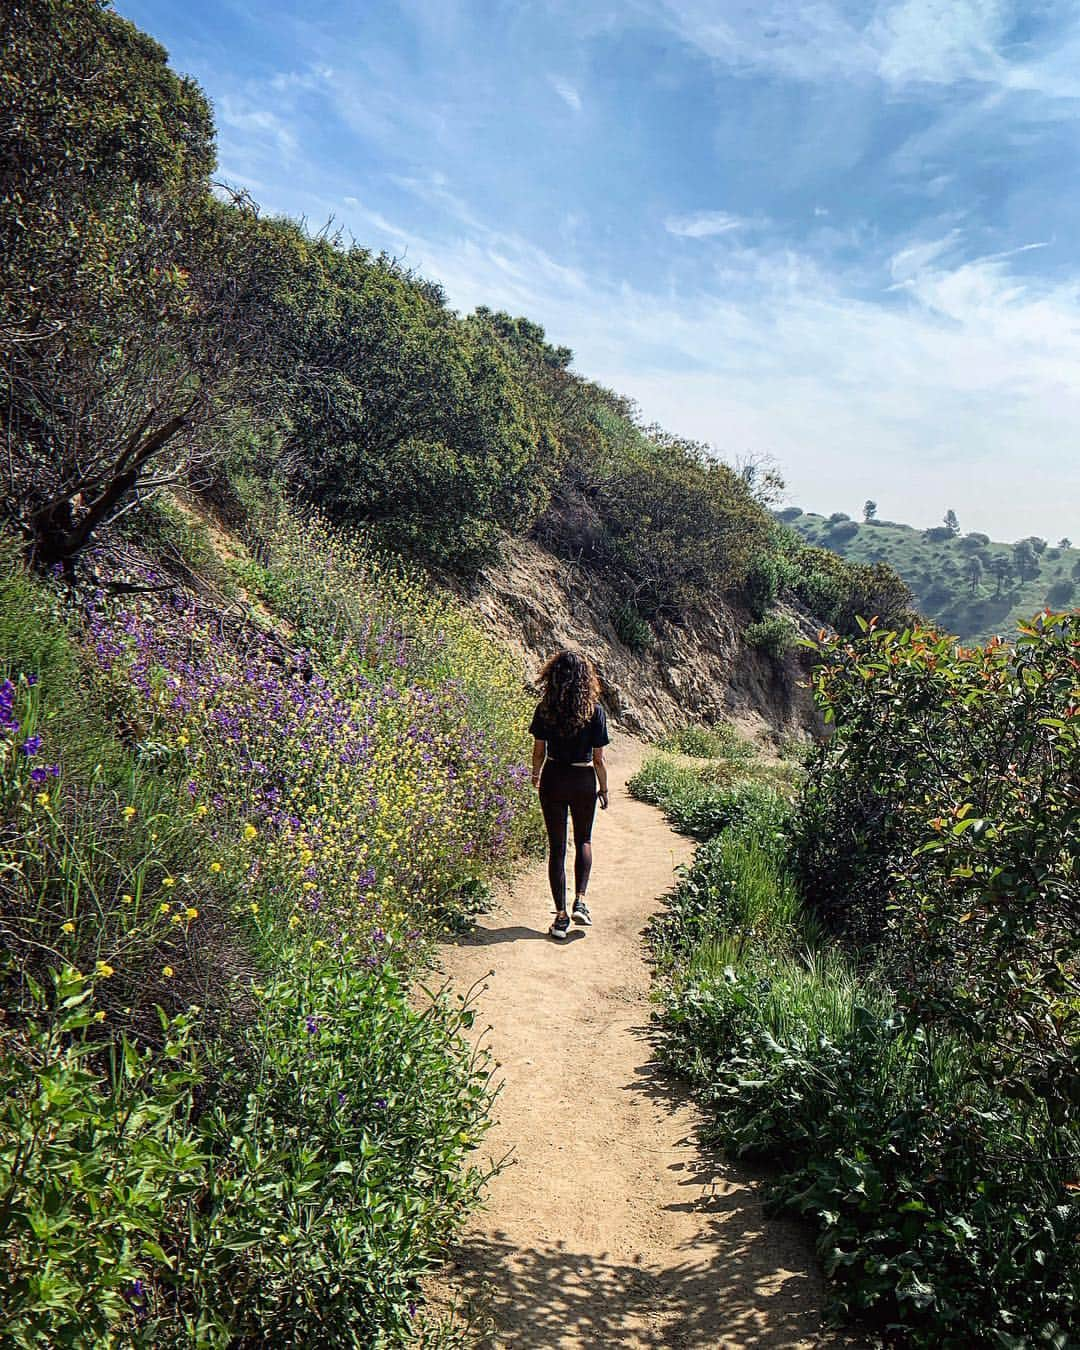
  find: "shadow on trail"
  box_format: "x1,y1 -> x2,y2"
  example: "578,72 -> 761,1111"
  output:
453,925 -> 587,946
447,1228 -> 830,1348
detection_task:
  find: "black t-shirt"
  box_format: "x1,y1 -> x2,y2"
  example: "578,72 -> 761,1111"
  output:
529,702 -> 610,764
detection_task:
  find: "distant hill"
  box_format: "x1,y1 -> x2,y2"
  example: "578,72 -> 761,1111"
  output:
778,509 -> 1079,642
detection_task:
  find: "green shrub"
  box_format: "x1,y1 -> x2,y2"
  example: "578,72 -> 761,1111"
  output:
610,600 -> 654,651
0,956 -> 492,1347
744,614 -> 797,660
628,754 -> 789,841
657,722 -> 753,762
648,770 -> 1080,1345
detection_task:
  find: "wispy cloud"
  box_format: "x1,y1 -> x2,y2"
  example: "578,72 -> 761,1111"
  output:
218,97 -> 298,158
334,201 -> 1080,538
651,0 -> 1080,97
549,76 -> 582,112
665,210 -> 749,238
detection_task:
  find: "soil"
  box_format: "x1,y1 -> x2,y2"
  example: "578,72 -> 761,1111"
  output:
435,734 -> 864,1349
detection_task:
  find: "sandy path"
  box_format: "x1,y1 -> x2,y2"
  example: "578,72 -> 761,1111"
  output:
437,734 -> 857,1349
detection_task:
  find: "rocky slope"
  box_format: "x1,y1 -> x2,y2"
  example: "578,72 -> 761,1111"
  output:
470,534 -> 820,744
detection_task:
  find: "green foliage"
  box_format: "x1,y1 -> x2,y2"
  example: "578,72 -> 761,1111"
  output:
610,600 -> 655,651
0,511 -> 536,1343
628,753 -> 789,841
656,722 -> 753,762
0,957 -> 491,1347
269,234 -> 559,572
594,438 -> 774,618
646,734 -> 1080,1344
784,511 -> 1080,643
797,617 -> 1079,1119
0,0 -> 260,566
744,614 -> 798,660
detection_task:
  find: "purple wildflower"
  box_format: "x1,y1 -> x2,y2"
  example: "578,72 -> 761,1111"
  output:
20,735 -> 42,757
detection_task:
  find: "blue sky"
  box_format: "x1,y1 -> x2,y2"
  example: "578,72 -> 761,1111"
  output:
118,0 -> 1080,542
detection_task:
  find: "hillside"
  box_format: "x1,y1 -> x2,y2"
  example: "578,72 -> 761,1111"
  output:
781,508 -> 1079,641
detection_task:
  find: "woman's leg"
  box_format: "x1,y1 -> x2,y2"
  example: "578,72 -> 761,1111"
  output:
568,772 -> 598,897
540,792 -> 570,912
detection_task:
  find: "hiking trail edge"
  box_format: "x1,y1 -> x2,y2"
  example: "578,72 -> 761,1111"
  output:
435,732 -> 864,1349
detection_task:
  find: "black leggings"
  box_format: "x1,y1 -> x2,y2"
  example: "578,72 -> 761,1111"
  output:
538,762 -> 598,910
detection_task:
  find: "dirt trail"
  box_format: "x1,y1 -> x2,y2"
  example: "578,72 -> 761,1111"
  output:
438,734 -> 856,1349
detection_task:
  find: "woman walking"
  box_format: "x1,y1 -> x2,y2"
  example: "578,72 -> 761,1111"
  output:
529,650 -> 610,940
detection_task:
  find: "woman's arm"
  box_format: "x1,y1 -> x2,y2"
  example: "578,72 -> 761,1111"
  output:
593,746 -> 609,807
531,738 -> 546,789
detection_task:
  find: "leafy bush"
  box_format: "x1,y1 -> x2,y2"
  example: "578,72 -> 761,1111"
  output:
610,600 -> 654,651
796,616 -> 1080,1118
744,614 -> 797,660
656,722 -> 753,762
643,662 -> 1080,1344
628,753 -> 789,841
826,519 -> 860,542
649,772 -> 1079,1345
0,956 -> 491,1347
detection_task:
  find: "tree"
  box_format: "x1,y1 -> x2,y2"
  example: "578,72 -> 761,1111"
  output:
0,0 -> 236,567
271,244 -> 558,572
965,555 -> 983,594
1013,539 -> 1040,582
943,509 -> 959,535
1059,537 -> 1072,550
991,556 -> 1014,595
863,499 -> 877,522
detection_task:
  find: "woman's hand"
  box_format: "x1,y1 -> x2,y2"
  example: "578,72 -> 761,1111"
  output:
598,789 -> 609,810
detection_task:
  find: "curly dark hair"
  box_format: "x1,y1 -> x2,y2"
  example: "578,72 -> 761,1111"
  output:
536,650 -> 600,733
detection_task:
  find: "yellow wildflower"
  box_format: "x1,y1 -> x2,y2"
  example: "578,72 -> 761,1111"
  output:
121,893 -> 134,905
95,961 -> 114,978
185,907 -> 198,921
35,792 -> 50,807
162,876 -> 175,889
61,921 -> 75,935
209,861 -> 222,874
162,966 -> 174,979
243,823 -> 258,841
122,805 -> 136,821
160,902 -> 170,915
94,1010 -> 107,1023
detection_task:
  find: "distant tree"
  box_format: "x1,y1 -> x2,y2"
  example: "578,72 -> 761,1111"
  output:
1013,539 -> 1040,582
1071,558 -> 1080,583
1027,536 -> 1048,555
827,512 -> 851,526
776,506 -> 803,521
990,556 -> 1014,595
965,556 -> 983,594
1047,578 -> 1075,608
923,526 -> 955,544
863,499 -> 877,522
944,509 -> 959,534
1059,537 -> 1072,549
959,532 -> 989,552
